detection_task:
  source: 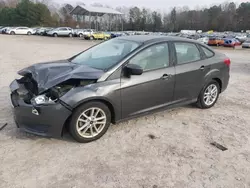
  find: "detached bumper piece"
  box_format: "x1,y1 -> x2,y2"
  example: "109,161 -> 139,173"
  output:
10,80 -> 72,138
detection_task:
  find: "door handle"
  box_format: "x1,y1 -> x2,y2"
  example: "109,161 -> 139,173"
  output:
200,66 -> 205,71
161,74 -> 170,80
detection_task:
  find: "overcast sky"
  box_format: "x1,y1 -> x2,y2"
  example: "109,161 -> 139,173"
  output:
59,0 -> 243,10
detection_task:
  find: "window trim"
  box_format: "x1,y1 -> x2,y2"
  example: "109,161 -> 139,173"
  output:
172,41 -> 203,66
124,42 -> 172,73
198,45 -> 215,59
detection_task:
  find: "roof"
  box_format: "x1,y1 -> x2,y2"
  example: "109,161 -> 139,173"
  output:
117,35 -> 195,44
70,5 -> 123,16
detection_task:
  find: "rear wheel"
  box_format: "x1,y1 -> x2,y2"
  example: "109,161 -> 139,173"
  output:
27,32 -> 31,35
53,33 -> 58,37
79,33 -> 83,37
69,33 -> 73,37
90,36 -> 94,40
69,101 -> 111,143
197,81 -> 220,109
10,31 -> 15,35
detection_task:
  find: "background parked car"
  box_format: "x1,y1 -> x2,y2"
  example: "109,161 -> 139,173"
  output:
47,27 -> 73,37
6,27 -> 35,35
0,27 -> 10,34
36,27 -> 52,35
208,37 -> 224,46
197,37 -> 209,44
223,38 -> 241,47
242,39 -> 250,48
84,32 -> 111,40
235,34 -> 247,43
77,29 -> 94,37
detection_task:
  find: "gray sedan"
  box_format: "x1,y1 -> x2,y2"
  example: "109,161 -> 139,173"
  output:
10,36 -> 230,143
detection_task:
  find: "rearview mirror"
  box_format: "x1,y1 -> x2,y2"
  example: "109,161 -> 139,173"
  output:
124,64 -> 143,77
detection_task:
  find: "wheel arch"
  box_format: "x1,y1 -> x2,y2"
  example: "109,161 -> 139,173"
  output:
61,98 -> 116,137
212,78 -> 222,92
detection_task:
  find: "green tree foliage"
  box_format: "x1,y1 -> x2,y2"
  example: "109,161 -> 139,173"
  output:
0,0 -> 57,26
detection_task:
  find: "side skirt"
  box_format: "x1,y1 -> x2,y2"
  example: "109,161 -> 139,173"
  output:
115,98 -> 197,124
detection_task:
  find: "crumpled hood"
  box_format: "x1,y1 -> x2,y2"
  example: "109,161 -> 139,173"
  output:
18,60 -> 104,94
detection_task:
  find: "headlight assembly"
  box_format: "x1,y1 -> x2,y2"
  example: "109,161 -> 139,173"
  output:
33,94 -> 55,105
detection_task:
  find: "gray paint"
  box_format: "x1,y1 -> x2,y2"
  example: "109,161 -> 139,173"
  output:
18,60 -> 104,94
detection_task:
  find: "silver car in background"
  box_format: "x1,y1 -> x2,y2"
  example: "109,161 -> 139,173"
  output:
76,29 -> 94,37
47,27 -> 73,37
242,39 -> 250,48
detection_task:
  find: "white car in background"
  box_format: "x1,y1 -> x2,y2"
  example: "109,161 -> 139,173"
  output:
76,29 -> 94,37
7,27 -> 35,35
47,27 -> 73,37
197,37 -> 209,44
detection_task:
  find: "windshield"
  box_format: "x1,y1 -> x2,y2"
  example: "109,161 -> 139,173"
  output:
70,38 -> 140,71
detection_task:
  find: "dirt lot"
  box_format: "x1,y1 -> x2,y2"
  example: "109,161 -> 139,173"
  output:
0,35 -> 250,188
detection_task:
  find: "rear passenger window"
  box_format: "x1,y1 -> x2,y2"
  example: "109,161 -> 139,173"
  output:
174,42 -> 201,64
201,46 -> 214,58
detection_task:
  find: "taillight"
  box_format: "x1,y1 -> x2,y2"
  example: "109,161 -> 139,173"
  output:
224,58 -> 231,66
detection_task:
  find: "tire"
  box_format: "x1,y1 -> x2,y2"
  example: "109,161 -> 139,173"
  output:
69,33 -> 73,37
69,101 -> 111,143
10,31 -> 15,35
27,32 -> 31,35
53,33 -> 58,37
196,81 -> 220,109
90,36 -> 94,40
79,33 -> 83,37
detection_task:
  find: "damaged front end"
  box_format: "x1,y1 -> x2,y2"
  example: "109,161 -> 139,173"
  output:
10,73 -> 97,137
11,74 -> 96,107
9,60 -> 104,137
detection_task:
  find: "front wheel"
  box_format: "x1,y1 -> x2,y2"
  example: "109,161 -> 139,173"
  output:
197,81 -> 220,109
69,102 -> 111,143
10,31 -> 15,35
27,32 -> 31,35
69,33 -> 73,37
53,33 -> 58,37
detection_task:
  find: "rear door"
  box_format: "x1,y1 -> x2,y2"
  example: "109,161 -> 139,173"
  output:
59,28 -> 67,36
172,41 -> 212,102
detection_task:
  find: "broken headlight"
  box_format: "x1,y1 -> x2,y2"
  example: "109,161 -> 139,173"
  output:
33,94 -> 56,105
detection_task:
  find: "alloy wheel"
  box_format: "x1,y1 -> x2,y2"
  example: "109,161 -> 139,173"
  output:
76,107 -> 107,138
203,84 -> 218,106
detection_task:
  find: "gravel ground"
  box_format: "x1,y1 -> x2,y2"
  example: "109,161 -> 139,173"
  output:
0,35 -> 250,188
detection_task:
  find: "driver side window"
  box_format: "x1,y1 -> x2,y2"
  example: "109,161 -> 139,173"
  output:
129,43 -> 169,71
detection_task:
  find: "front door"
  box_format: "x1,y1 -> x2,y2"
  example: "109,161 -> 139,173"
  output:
121,42 -> 175,118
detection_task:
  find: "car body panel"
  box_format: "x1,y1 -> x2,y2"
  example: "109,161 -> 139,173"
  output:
18,60 -> 105,94
120,66 -> 175,118
10,80 -> 72,137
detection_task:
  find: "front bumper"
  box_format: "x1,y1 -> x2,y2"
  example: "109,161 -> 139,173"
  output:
10,80 -> 72,138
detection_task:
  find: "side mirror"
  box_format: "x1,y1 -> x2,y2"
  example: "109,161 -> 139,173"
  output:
124,64 -> 143,77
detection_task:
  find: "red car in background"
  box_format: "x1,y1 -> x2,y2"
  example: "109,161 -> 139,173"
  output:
223,38 -> 241,47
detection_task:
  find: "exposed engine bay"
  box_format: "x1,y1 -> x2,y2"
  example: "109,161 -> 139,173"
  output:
14,74 -> 96,105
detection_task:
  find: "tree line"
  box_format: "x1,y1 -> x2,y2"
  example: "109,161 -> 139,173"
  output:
1,0 -> 250,32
